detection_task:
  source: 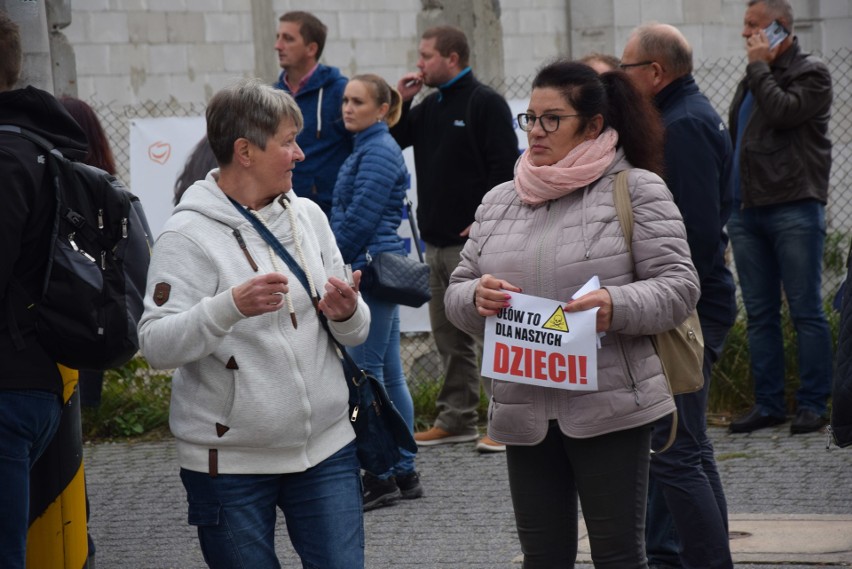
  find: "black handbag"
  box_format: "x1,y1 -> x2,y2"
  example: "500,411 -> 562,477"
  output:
340,346 -> 418,474
363,198 -> 431,308
229,197 -> 417,474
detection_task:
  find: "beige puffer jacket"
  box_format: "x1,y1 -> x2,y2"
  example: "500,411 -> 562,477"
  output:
445,151 -> 699,444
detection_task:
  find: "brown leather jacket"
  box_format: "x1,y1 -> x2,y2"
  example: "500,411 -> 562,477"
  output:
729,39 -> 832,208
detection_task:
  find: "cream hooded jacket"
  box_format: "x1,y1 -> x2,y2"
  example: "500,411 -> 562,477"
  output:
138,172 -> 370,474
445,152 -> 699,444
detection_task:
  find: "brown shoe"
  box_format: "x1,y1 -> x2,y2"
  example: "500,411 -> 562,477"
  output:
476,435 -> 506,453
413,426 -> 478,446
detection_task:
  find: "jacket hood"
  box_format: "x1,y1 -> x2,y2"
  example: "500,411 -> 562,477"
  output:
173,171 -> 303,230
275,64 -> 344,95
0,86 -> 88,160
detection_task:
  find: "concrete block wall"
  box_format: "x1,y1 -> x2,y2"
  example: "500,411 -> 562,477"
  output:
501,0 -> 570,80
66,0 -> 257,104
65,0 -> 851,106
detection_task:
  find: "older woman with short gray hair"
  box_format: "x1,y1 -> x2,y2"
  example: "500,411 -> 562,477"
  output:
139,78 -> 370,569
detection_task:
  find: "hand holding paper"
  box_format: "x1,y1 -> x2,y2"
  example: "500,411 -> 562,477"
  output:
475,273 -> 522,317
481,278 -> 601,391
565,288 -> 613,333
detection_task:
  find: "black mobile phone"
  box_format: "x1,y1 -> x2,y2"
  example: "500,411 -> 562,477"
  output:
763,20 -> 789,49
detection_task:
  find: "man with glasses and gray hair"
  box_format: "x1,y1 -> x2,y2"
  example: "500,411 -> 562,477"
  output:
391,25 -> 519,453
622,22 -> 735,569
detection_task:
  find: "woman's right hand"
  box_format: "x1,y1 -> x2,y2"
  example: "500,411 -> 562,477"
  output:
231,272 -> 289,317
474,274 -> 522,317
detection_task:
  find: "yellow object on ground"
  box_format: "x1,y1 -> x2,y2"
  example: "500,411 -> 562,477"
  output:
26,365 -> 89,569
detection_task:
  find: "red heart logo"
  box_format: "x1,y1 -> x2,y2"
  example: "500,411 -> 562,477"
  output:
148,141 -> 172,165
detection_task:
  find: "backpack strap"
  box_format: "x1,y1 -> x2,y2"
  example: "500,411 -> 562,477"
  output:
611,169 -> 678,454
612,170 -> 634,253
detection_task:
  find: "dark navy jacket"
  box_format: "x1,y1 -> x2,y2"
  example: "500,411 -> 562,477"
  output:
276,64 -> 353,216
330,122 -> 408,270
655,75 -> 736,327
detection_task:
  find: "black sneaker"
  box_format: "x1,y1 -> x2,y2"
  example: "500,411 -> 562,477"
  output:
396,471 -> 424,500
362,472 -> 401,511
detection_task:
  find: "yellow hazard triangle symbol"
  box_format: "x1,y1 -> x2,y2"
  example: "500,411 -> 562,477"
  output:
542,306 -> 569,332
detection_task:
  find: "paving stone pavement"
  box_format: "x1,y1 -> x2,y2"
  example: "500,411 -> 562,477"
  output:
83,424 -> 852,568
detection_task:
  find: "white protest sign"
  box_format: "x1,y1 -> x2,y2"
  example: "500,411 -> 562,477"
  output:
482,290 -> 599,391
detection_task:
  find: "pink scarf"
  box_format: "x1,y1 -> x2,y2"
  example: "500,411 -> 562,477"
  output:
515,128 -> 619,205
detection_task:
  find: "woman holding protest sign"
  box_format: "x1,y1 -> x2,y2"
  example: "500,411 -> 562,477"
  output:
444,60 -> 700,568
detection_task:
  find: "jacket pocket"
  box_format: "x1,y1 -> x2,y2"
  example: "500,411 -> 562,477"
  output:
743,135 -> 805,202
186,501 -> 220,527
489,380 -> 538,438
216,366 -> 306,449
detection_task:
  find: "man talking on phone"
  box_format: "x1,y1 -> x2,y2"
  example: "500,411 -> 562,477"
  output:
728,0 -> 834,435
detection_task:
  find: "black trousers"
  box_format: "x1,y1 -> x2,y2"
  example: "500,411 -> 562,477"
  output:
506,422 -> 652,569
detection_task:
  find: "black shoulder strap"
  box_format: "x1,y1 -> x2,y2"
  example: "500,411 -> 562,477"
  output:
404,197 -> 424,263
0,124 -> 56,152
228,195 -> 314,297
228,195 -> 363,371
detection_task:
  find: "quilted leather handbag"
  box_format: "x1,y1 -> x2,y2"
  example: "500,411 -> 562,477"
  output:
364,198 -> 431,308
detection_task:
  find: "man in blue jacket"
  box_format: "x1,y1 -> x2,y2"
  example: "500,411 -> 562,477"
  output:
274,11 -> 352,216
622,23 -> 736,569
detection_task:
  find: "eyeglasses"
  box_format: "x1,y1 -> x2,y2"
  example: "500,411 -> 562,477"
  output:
618,60 -> 654,70
517,113 -> 580,133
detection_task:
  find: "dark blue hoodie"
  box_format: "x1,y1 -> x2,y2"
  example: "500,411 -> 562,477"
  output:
276,64 -> 353,216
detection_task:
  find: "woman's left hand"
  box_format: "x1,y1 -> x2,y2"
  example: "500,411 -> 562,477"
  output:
475,274 -> 522,317
319,270 -> 362,321
564,289 -> 613,333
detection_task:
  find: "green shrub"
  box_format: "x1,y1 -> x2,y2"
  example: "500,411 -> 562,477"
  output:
81,356 -> 172,440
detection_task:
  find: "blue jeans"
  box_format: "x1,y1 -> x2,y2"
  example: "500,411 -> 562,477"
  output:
180,442 -> 364,569
646,320 -> 733,569
0,389 -> 62,569
347,290 -> 416,478
727,201 -> 833,417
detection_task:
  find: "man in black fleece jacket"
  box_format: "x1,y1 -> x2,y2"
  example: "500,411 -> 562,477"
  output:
0,13 -> 89,567
392,25 -> 518,451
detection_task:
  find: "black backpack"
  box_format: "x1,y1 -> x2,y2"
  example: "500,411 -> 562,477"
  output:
0,124 -> 152,371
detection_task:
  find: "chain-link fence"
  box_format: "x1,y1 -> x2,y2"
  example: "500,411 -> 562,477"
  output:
92,48 -> 852,398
